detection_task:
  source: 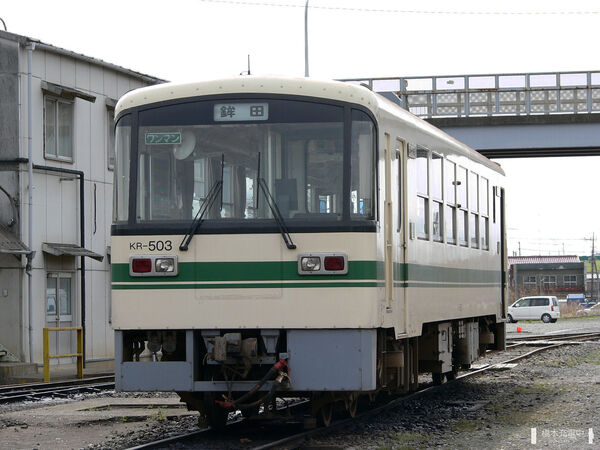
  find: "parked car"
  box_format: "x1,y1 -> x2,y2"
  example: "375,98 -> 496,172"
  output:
577,303 -> 600,317
508,296 -> 560,323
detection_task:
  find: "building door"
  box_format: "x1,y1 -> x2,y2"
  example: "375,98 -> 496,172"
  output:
45,273 -> 74,364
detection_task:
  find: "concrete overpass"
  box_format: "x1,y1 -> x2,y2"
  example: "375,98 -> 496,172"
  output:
342,71 -> 600,158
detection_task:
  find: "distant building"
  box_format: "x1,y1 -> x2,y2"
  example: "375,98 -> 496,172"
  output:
0,30 -> 163,365
508,255 -> 585,300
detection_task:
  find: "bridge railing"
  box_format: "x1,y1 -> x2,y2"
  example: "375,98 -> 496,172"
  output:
341,71 -> 600,118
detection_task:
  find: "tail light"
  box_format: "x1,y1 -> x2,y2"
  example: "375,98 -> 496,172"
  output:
324,256 -> 345,271
130,255 -> 179,277
131,258 -> 152,273
298,253 -> 348,275
551,306 -> 554,311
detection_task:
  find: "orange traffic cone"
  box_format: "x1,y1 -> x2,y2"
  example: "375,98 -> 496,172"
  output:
517,326 -> 522,333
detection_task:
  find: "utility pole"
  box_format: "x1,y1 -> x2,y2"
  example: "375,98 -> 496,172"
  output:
591,234 -> 596,301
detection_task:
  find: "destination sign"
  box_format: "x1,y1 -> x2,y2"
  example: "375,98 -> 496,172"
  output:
214,103 -> 269,122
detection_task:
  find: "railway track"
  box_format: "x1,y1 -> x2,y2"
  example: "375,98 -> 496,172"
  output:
0,375 -> 114,404
123,330 -> 600,450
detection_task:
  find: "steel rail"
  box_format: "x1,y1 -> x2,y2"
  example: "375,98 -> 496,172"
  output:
0,376 -> 114,404
250,338 -> 599,450
121,331 -> 600,450
506,331 -> 600,342
123,399 -> 310,450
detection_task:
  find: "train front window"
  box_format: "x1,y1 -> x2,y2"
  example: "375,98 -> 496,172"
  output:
134,99 -> 375,224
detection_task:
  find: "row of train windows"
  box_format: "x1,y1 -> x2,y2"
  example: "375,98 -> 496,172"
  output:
414,146 -> 495,250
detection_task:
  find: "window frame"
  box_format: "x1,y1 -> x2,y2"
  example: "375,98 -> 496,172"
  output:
415,145 -> 430,240
456,165 -> 468,247
107,107 -> 116,170
468,170 -> 479,249
45,272 -> 74,320
480,176 -> 489,250
564,275 -> 577,286
44,96 -> 74,163
444,158 -> 456,245
113,94 -> 380,234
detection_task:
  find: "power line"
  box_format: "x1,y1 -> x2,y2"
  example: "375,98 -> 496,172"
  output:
198,0 -> 600,15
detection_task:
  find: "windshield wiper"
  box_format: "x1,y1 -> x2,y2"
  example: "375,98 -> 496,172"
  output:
179,156 -> 224,251
257,177 -> 296,250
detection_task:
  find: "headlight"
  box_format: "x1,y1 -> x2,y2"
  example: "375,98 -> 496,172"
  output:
155,258 -> 175,273
301,256 -> 321,272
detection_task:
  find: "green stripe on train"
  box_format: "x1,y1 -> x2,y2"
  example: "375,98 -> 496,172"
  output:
112,260 -> 383,283
112,260 -> 501,289
112,281 -> 384,290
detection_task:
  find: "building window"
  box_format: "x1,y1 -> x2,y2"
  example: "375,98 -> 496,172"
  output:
542,275 -> 557,287
44,97 -> 73,161
523,275 -> 537,285
107,108 -> 115,170
46,273 -> 73,319
564,275 -> 577,286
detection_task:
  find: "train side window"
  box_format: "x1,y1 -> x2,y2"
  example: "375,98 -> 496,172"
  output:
350,109 -> 375,218
480,177 -> 489,250
456,166 -> 468,246
444,159 -> 456,244
416,146 -> 429,239
469,171 -> 479,248
431,153 -> 443,242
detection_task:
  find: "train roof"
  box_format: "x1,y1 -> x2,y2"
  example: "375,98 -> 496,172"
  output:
116,76 -> 503,175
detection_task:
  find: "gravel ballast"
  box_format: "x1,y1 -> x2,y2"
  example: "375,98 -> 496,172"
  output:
2,318 -> 600,449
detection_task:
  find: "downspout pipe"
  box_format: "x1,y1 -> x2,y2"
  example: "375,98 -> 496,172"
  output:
26,42 -> 35,364
0,158 -> 87,366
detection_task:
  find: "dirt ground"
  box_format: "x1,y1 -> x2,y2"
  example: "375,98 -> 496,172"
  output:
0,395 -> 195,450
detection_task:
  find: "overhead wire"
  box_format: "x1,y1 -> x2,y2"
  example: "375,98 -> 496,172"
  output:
198,0 -> 600,15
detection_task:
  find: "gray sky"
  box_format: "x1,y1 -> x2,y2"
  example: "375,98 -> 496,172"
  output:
2,0 -> 599,256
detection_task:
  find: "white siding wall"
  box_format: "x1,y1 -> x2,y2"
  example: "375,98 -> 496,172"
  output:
14,43 -> 158,362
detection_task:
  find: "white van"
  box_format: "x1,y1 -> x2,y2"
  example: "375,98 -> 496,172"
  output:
508,296 -> 560,323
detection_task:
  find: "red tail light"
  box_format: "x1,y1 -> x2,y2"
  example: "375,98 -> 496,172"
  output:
551,306 -> 554,311
324,256 -> 345,271
132,258 -> 152,273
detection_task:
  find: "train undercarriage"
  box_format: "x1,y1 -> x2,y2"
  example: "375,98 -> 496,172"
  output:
115,317 -> 505,429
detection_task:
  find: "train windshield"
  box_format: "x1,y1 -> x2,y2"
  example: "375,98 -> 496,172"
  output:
120,99 -> 374,226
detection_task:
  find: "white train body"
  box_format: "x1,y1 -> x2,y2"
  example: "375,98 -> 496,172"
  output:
111,77 -> 506,418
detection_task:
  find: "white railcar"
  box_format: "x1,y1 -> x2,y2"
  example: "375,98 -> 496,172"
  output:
111,77 -> 506,427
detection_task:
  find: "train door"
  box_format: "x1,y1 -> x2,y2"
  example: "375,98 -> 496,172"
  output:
45,273 -> 75,364
384,133 -> 407,337
395,138 -> 407,336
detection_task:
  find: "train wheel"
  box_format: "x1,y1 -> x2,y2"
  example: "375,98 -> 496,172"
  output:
432,372 -> 444,385
318,401 -> 334,427
345,393 -> 358,418
203,393 -> 228,431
